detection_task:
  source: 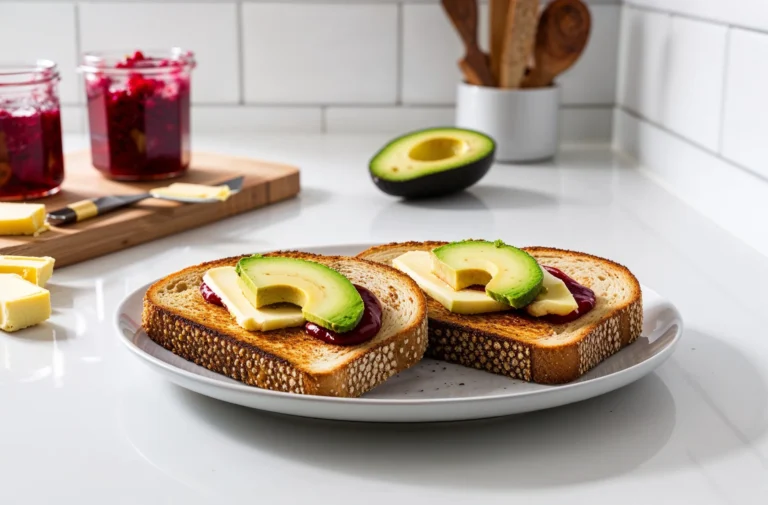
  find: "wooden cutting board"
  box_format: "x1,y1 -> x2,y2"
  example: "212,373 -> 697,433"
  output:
0,151 -> 300,268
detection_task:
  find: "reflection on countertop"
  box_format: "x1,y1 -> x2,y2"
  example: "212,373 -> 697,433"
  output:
0,136 -> 766,504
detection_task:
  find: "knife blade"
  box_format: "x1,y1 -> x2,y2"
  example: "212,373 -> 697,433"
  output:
47,176 -> 245,227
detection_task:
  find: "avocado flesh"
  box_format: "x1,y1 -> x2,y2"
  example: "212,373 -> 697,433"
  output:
431,240 -> 543,309
370,127 -> 495,182
236,256 -> 364,333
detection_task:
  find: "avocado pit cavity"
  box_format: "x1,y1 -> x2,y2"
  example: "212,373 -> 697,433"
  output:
408,137 -> 468,162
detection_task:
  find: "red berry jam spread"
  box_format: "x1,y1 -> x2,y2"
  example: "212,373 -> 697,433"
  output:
83,50 -> 194,181
541,266 -> 596,324
200,282 -> 223,306
305,285 -> 382,346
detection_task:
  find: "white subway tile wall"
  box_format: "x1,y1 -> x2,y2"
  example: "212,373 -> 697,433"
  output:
661,16 -> 727,151
616,7 -> 671,125
401,3 -> 490,105
625,0 -> 768,34
192,106 -> 323,134
614,3 -> 768,257
0,0 -> 620,141
325,107 -> 456,134
0,2 -> 79,104
79,2 -> 240,104
721,29 -> 768,180
242,3 -> 399,104
557,4 -> 620,105
559,108 -> 613,144
614,108 -> 768,258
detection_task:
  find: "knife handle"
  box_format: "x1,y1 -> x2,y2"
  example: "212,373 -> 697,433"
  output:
47,194 -> 150,227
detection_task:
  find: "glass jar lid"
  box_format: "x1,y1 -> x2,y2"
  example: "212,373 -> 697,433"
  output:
0,60 -> 60,87
79,48 -> 196,75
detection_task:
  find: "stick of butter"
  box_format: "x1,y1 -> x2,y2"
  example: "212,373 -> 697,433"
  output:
0,274 -> 51,333
0,203 -> 48,236
0,255 -> 55,286
150,183 -> 231,202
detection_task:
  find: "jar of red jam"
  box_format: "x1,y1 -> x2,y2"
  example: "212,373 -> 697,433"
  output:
0,61 -> 64,201
80,49 -> 195,181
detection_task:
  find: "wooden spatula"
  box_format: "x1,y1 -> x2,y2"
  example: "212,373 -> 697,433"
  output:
522,0 -> 591,88
489,0 -> 511,83
499,0 -> 539,88
441,0 -> 496,87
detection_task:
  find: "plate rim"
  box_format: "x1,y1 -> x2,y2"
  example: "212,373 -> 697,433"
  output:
116,242 -> 684,407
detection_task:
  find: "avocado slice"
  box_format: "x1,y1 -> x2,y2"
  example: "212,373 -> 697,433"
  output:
431,240 -> 543,308
370,127 -> 495,199
235,256 -> 364,333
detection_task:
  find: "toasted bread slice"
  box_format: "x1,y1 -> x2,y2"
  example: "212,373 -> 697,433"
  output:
358,242 -> 643,384
142,252 -> 428,397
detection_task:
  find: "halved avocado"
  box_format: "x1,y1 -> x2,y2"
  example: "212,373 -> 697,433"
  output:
370,127 -> 495,199
431,240 -> 543,308
235,256 -> 364,333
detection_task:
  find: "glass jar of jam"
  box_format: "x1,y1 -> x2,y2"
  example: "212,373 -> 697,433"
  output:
80,49 -> 195,181
0,61 -> 64,201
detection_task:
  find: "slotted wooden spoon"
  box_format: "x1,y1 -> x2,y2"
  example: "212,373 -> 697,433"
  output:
441,0 -> 496,86
522,0 -> 591,88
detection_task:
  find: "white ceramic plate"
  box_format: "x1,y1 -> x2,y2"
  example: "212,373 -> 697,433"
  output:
116,244 -> 683,423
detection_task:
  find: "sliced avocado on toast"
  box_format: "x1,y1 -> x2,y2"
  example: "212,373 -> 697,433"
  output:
236,256 -> 365,333
370,127 -> 495,199
431,240 -> 543,308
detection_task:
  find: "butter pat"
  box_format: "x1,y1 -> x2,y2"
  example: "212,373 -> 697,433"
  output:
526,269 -> 578,317
150,183 -> 231,202
0,203 -> 48,236
203,266 -> 304,331
0,255 -> 55,286
392,251 -> 511,314
0,274 -> 51,332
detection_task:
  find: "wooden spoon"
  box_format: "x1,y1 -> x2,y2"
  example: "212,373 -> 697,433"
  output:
522,0 -> 591,88
441,0 -> 496,87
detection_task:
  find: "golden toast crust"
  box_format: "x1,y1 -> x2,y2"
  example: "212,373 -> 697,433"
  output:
142,252 -> 428,397
357,242 -> 643,384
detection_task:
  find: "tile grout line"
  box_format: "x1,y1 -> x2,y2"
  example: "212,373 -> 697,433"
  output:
320,106 -> 327,133
626,1 -> 768,36
73,2 -> 84,130
395,2 -> 404,106
60,102 -> 615,109
236,1 -> 246,105
716,27 -> 732,156
617,105 -> 768,187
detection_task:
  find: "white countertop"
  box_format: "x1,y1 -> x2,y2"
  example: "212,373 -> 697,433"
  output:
3,134 -> 767,504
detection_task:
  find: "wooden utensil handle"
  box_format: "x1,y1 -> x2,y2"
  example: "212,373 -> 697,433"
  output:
48,195 -> 149,227
489,0 -> 511,82
441,0 -> 480,49
442,0 -> 496,86
499,0 -> 539,88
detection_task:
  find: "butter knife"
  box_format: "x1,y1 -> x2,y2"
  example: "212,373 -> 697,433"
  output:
47,176 -> 245,227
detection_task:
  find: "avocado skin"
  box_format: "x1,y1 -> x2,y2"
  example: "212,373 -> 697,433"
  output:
371,148 -> 495,199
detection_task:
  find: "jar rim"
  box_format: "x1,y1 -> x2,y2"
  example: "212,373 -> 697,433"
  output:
79,48 -> 196,74
0,60 -> 60,87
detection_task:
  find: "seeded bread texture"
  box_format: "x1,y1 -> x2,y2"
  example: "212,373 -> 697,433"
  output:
142,252 -> 428,397
357,242 -> 643,384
